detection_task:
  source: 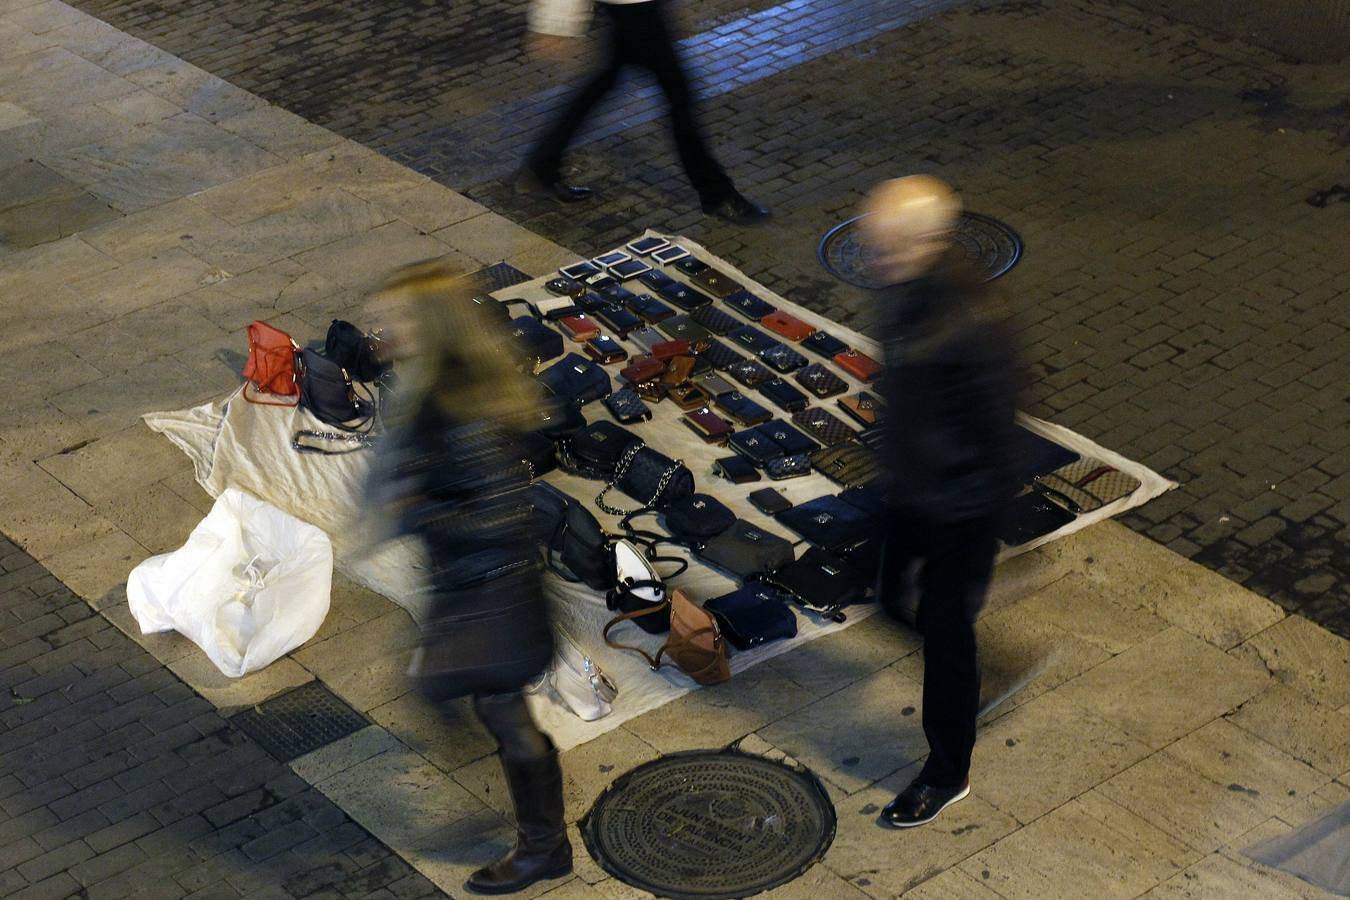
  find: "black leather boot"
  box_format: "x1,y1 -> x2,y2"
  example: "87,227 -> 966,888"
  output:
465,750 -> 573,895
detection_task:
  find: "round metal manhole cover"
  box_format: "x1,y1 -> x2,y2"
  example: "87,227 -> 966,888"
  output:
581,749 -> 836,899
818,211 -> 1024,288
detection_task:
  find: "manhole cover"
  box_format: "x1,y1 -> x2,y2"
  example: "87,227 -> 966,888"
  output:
473,261 -> 533,292
581,749 -> 836,899
229,680 -> 368,762
819,211 -> 1023,288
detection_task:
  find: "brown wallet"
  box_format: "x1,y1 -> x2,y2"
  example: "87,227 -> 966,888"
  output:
834,349 -> 883,382
838,391 -> 884,426
760,310 -> 817,343
620,355 -> 665,384
652,339 -> 691,362
662,355 -> 697,385
689,267 -> 744,299
668,382 -> 712,411
682,406 -> 734,443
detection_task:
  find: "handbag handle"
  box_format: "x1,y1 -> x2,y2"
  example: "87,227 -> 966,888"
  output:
602,602 -> 722,676
291,429 -> 376,455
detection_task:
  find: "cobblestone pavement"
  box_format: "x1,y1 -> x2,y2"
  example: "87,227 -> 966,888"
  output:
58,0 -> 1350,638
0,537 -> 445,899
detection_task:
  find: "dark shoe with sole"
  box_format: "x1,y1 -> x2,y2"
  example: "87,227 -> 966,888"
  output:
516,168 -> 592,203
465,750 -> 574,895
878,778 -> 970,828
703,190 -> 771,225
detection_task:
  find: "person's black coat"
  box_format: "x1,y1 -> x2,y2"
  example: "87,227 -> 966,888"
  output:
875,255 -> 1022,523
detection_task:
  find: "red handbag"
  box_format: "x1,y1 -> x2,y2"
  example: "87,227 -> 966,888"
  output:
833,349 -> 883,382
242,320 -> 301,405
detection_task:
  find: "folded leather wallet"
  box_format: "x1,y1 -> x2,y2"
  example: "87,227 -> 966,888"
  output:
592,304 -> 643,339
725,289 -> 777,320
620,355 -> 665,384
638,269 -> 676,291
794,363 -> 849,399
675,256 -> 709,275
661,355 -> 697,385
576,292 -> 609,313
728,428 -> 784,466
774,495 -> 874,552
731,325 -> 779,354
659,315 -> 714,342
682,406 -> 734,444
726,357 -> 774,388
838,391 -> 884,426
651,339 -> 691,362
668,382 -> 712,411
658,282 -> 713,311
544,276 -> 586,298
758,377 -> 810,413
696,520 -> 795,579
690,304 -> 741,336
532,296 -> 581,321
625,292 -> 676,324
809,443 -> 886,488
559,314 -> 600,342
696,372 -> 736,397
792,407 -> 859,447
1034,460 -> 1140,514
757,419 -> 819,455
834,349 -> 883,382
628,326 -> 665,354
760,342 -> 808,373
765,453 -> 813,480
604,386 -> 652,424
802,330 -> 849,358
760,310 -> 816,342
713,455 -> 760,484
583,335 -> 628,364
689,267 -> 744,299
599,284 -> 637,305
696,338 -> 745,372
714,390 -> 773,427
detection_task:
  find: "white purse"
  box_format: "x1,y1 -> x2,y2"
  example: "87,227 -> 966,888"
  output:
612,538 -> 663,604
548,627 -> 618,721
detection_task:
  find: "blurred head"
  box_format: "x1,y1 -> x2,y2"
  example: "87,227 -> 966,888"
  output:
860,175 -> 962,285
368,259 -> 541,429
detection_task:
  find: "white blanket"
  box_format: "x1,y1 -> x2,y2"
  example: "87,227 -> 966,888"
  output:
145,232 -> 1173,750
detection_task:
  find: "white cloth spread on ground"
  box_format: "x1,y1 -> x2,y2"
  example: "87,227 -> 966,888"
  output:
144,232 -> 1173,750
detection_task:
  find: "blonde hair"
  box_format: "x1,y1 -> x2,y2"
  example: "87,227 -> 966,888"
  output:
373,259 -> 541,430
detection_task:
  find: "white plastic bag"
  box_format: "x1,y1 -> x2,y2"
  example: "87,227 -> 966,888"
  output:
127,488 -> 333,677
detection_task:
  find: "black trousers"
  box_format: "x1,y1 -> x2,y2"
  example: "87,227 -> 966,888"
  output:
473,691 -> 551,761
526,0 -> 733,205
878,510 -> 1001,788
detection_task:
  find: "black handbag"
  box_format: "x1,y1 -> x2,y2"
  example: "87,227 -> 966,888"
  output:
696,520 -> 795,580
662,493 -> 736,542
298,348 -> 376,431
557,421 -> 642,480
760,547 -> 868,622
538,353 -> 612,406
324,320 -> 388,383
705,584 -> 798,651
524,483 -> 614,591
596,444 -> 694,516
775,495 -> 874,552
998,491 -> 1075,546
516,430 -> 557,481
507,316 -> 565,367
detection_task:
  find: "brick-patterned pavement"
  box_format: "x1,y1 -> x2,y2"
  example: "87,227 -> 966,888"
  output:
60,0 -> 1350,637
0,537 -> 444,899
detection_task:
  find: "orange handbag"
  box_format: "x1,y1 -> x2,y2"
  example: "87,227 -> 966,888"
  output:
603,589 -> 730,686
833,349 -> 883,382
760,310 -> 816,342
242,320 -> 301,405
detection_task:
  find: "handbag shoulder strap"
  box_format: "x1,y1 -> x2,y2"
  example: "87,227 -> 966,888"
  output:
242,381 -> 300,407
602,602 -> 672,670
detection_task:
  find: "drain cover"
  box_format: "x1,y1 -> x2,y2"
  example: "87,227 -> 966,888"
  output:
819,211 -> 1023,288
581,749 -> 836,899
229,680 -> 368,762
473,261 -> 533,292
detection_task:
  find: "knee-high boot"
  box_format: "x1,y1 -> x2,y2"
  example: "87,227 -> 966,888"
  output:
465,748 -> 573,894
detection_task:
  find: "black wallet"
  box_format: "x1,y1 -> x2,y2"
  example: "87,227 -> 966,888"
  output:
639,269 -> 676,291
690,304 -> 741,336
659,315 -> 715,342
760,342 -> 808,373
714,455 -> 761,484
625,293 -> 676,324
758,377 -> 810,413
729,428 -> 784,466
659,283 -> 713,311
998,491 -> 1076,546
592,303 -> 643,338
748,487 -> 793,516
715,390 -> 774,427
802,330 -> 850,358
603,386 -> 652,423
757,419 -> 819,455
726,357 -> 774,388
794,363 -> 849,399
730,325 -> 779,354
695,338 -> 744,371
725,289 -> 777,320
764,453 -> 813,480
599,284 -> 638,306
675,256 -> 710,275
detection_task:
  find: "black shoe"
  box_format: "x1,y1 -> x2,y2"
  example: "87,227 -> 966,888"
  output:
515,168 -> 592,203
702,190 -> 771,224
878,778 -> 970,829
465,750 -> 574,895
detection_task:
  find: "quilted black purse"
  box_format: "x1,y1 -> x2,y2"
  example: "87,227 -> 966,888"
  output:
538,353 -> 612,406
603,386 -> 652,424
759,547 -> 869,622
507,316 -> 565,367
694,338 -> 744,371
556,421 -> 642,480
596,443 -> 694,516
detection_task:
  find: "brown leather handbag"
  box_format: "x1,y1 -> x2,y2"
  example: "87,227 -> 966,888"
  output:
603,589 -> 730,686
242,320 -> 301,405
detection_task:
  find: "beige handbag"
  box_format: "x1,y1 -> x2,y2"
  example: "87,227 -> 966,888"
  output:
603,589 -> 730,686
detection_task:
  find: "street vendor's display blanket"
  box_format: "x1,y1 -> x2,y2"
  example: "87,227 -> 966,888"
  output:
144,231 -> 1174,751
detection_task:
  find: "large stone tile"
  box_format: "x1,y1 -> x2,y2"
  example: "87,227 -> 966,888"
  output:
760,861 -> 873,899
1233,615 -> 1350,709
188,158 -> 334,226
1132,562 -> 1287,651
899,868 -> 1005,899
57,299 -> 230,375
364,182 -> 487,235
159,467 -> 215,515
0,47 -> 138,114
96,89 -> 182,127
290,220 -> 464,291
63,246 -> 217,317
291,608 -> 419,713
289,725 -> 405,784
313,745 -> 484,850
0,463 -> 118,560
98,481 -> 204,554
1226,683 -> 1350,777
434,212 -> 558,266
0,100 -> 38,131
0,341 -> 104,412
623,661 -> 819,757
124,60 -> 263,123
78,195 -> 232,263
0,99 -> 134,170
0,189 -> 122,248
101,594 -> 198,666
1,0 -> 88,36
1141,851 -> 1308,899
539,876 -> 649,899
970,688 -> 1152,825
822,764 -> 1018,897
961,791 -> 1196,899
757,666 -> 926,795
0,402 -> 101,462
1008,570 -> 1172,654
311,574 -> 396,643
504,236 -> 579,280
38,422 -> 191,506
369,692 -> 496,776
165,653 -> 312,712
764,612 -> 920,698
302,143 -> 429,205
404,808 -> 567,898
0,232 -> 113,291
49,356 -> 218,434
34,528 -> 144,605
214,105 -> 341,161
0,158 -> 83,211
1163,719 -> 1328,813
1053,627 -> 1269,749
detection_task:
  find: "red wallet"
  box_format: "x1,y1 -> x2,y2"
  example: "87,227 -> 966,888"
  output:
682,406 -> 735,443
651,339 -> 691,362
834,349 -> 883,382
559,314 -> 599,342
620,355 -> 665,384
760,310 -> 816,343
